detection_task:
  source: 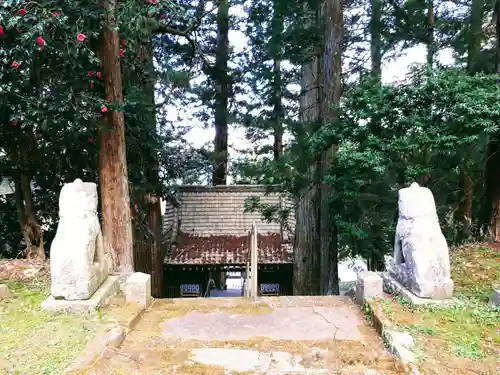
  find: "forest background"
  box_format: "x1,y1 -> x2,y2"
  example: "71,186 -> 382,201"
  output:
1,0 -> 499,296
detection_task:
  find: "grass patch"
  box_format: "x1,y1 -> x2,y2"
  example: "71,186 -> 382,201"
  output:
379,243 -> 500,375
0,280 -> 105,375
451,243 -> 500,301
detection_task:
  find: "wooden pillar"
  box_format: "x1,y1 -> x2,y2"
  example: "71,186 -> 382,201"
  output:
250,222 -> 259,298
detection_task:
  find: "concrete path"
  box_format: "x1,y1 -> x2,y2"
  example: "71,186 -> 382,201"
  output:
86,296 -> 403,374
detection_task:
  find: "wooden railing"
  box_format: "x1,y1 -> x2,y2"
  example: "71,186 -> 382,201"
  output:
244,222 -> 259,298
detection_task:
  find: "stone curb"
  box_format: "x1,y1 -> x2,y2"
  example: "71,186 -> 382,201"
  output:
363,299 -> 421,375
489,287 -> 500,306
64,299 -> 152,374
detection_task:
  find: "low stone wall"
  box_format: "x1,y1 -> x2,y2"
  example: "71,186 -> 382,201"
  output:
64,272 -> 153,374
0,283 -> 10,299
355,272 -> 421,375
490,287 -> 500,306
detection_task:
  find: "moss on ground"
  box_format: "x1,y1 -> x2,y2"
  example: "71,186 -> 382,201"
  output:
378,243 -> 500,375
0,279 -> 105,375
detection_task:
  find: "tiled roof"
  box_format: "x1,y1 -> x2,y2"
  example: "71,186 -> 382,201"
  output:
163,185 -> 295,238
164,232 -> 293,265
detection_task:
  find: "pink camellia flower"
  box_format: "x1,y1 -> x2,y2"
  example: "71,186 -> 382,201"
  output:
119,48 -> 125,56
121,39 -> 127,46
35,36 -> 45,46
11,61 -> 20,69
16,27 -> 23,33
17,9 -> 27,16
10,121 -> 17,127
89,82 -> 95,89
76,33 -> 86,41
100,105 -> 108,113
0,25 -> 4,35
96,71 -> 102,79
88,137 -> 94,143
87,71 -> 93,77
160,13 -> 168,19
52,11 -> 60,17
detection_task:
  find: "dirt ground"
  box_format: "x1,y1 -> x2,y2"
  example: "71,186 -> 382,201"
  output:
85,296 -> 403,374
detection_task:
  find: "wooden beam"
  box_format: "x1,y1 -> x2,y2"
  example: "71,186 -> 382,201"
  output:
250,221 -> 259,298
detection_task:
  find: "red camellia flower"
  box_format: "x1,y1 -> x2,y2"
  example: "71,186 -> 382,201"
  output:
160,13 -> 168,19
16,27 -> 23,33
35,36 -> 45,46
100,105 -> 108,113
146,11 -> 150,17
11,61 -> 20,69
88,137 -> 94,143
96,71 -> 102,79
76,33 -> 86,41
121,39 -> 127,46
87,71 -> 93,77
119,48 -> 125,57
89,82 -> 95,89
9,121 -> 17,127
17,9 -> 27,16
52,11 -> 60,17
0,26 -> 4,35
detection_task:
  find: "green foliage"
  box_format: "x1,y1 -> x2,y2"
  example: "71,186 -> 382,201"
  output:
320,69 -> 499,250
239,64 -> 500,262
0,0 -> 206,256
0,280 -> 105,374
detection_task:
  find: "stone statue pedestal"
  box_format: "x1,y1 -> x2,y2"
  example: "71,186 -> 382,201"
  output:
41,276 -> 120,312
388,263 -> 454,300
386,183 -> 454,303
42,179 -> 119,312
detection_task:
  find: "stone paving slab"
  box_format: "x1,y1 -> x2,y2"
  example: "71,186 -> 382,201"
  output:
162,306 -> 363,341
83,296 -> 403,374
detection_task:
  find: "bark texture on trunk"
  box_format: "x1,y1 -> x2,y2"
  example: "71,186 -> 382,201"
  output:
99,0 -> 134,272
141,39 -> 165,297
456,0 -> 485,241
426,0 -> 435,70
483,0 -> 500,241
370,0 -> 382,80
366,0 -> 385,271
212,0 -> 230,185
319,0 -> 342,295
145,195 -> 164,297
293,186 -> 321,295
14,175 -> 45,261
485,138 -> 500,241
294,0 -> 343,295
467,0 -> 486,74
294,50 -> 321,295
271,0 -> 284,160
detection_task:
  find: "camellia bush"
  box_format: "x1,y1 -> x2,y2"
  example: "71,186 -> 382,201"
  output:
0,0 -> 195,256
